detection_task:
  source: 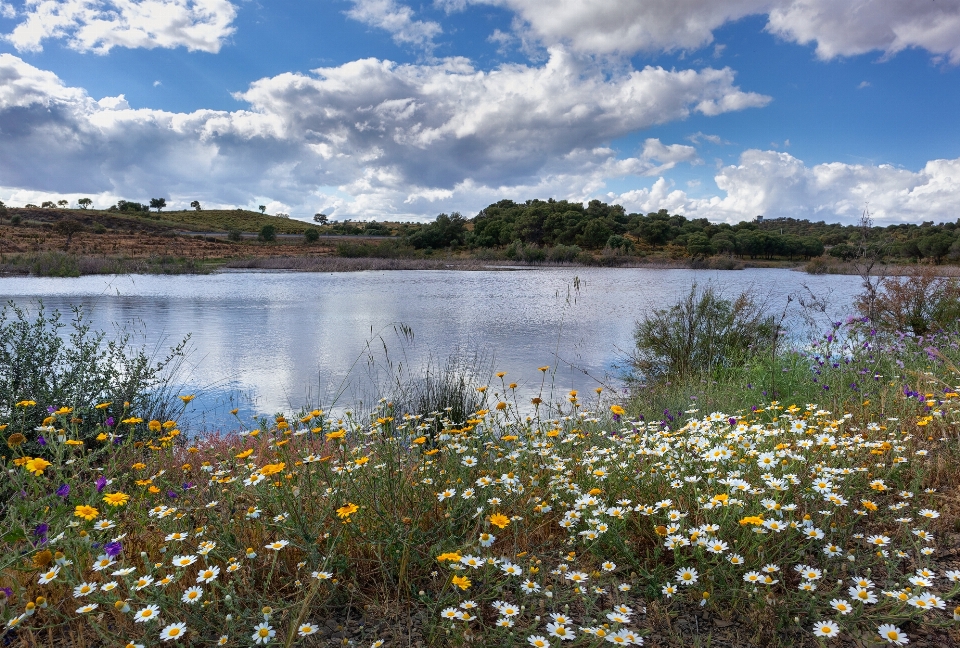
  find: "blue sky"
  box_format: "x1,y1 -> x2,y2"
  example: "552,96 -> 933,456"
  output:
1,0 -> 959,223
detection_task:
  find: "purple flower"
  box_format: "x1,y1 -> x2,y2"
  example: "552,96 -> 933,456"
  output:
47,406 -> 56,414
33,523 -> 48,544
728,417 -> 737,426
104,541 -> 123,557
105,417 -> 115,426
167,490 -> 178,499
37,435 -> 46,446
55,483 -> 70,498
0,587 -> 12,599
95,476 -> 107,493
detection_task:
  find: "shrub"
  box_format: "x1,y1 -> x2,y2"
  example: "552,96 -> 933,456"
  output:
303,227 -> 320,243
227,229 -> 243,242
0,301 -> 189,462
860,266 -> 960,335
259,224 -> 276,242
631,283 -> 774,383
10,214 -> 21,225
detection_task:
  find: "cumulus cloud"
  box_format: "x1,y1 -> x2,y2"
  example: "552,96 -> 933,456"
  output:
346,0 -> 442,49
4,0 -> 237,53
455,0 -> 960,63
640,138 -> 699,174
611,149 -> 960,224
0,51 -> 767,219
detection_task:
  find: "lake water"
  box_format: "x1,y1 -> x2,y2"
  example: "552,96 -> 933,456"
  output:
0,267 -> 860,430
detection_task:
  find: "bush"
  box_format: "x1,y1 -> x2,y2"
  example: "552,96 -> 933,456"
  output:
631,283 -> 774,383
10,214 -> 21,225
259,224 -> 276,242
859,266 -> 960,335
0,301 -> 189,462
30,251 -> 80,277
227,229 -> 243,242
303,228 -> 320,243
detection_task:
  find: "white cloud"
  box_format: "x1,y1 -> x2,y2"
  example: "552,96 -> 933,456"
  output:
346,0 -> 442,49
611,149 -> 960,224
0,51 -> 769,219
4,0 -> 237,53
454,0 -> 960,63
0,2 -> 16,18
640,138 -> 699,174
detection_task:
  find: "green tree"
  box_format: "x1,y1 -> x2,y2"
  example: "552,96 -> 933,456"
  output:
259,205 -> 266,214
77,198 -> 93,209
917,234 -> 953,264
53,218 -> 84,251
304,228 -> 320,243
259,224 -> 276,242
57,200 -> 68,208
190,200 -> 202,211
313,213 -> 328,225
149,198 -> 166,213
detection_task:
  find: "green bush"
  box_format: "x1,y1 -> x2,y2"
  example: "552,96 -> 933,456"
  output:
0,302 -> 190,462
631,283 -> 774,383
30,251 -> 80,277
227,229 -> 243,242
259,224 -> 276,242
304,228 -> 320,243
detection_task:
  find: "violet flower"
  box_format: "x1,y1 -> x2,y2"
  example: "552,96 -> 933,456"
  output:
95,476 -> 107,493
56,484 -> 70,498
104,541 -> 123,557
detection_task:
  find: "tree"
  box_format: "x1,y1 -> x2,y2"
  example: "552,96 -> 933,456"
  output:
57,200 -> 68,208
190,201 -> 202,211
259,205 -> 266,214
149,198 -> 166,213
0,200 -> 7,218
54,218 -> 84,251
313,213 -> 328,225
77,198 -> 93,209
41,201 -> 56,208
259,224 -> 276,242
304,228 -> 320,243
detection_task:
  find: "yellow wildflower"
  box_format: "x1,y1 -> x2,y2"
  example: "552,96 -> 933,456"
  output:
74,505 -> 99,521
24,458 -> 52,476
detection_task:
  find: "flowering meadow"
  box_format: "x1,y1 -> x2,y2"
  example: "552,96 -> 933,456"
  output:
3,321 -> 960,647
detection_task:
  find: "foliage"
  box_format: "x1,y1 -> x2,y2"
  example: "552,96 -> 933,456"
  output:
258,224 -> 277,242
631,284 -> 775,383
2,336 -> 959,647
77,198 -> 92,210
858,266 -> 960,336
303,228 -> 320,243
108,200 -> 150,214
0,302 -> 189,465
406,213 -> 467,250
149,198 -> 167,213
190,201 -> 202,212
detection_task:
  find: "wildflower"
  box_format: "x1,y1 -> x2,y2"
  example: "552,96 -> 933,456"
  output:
528,636 -> 550,648
24,458 -> 52,476
479,532 -> 495,547
76,604 -> 99,614
312,570 -> 333,580
181,586 -> 203,604
102,491 -> 130,507
452,575 -> 471,590
337,503 -> 359,520
489,513 -> 510,528
877,624 -> 908,646
134,605 -> 160,623
830,599 -> 852,615
74,505 -> 99,521
546,622 -> 575,640
676,567 -> 699,585
813,620 -> 839,638
171,555 -> 197,568
265,540 -> 289,551
196,566 -> 220,583
441,607 -> 459,620
73,582 -> 96,597
297,624 -> 319,636
160,622 -> 188,642
252,622 -> 276,644
37,565 -> 60,584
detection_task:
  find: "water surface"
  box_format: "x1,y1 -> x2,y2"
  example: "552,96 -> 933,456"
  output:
0,268 -> 860,429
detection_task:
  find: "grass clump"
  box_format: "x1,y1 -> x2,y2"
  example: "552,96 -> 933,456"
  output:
630,283 -> 774,384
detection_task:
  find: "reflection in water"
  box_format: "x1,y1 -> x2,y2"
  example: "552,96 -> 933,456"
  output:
0,268 -> 860,430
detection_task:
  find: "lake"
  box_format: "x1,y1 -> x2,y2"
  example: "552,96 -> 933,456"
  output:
0,267 -> 861,430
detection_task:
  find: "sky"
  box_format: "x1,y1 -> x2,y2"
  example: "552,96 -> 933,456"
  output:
1,1 -> 959,224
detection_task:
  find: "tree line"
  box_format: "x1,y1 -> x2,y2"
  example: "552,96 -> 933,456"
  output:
401,198 -> 960,263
